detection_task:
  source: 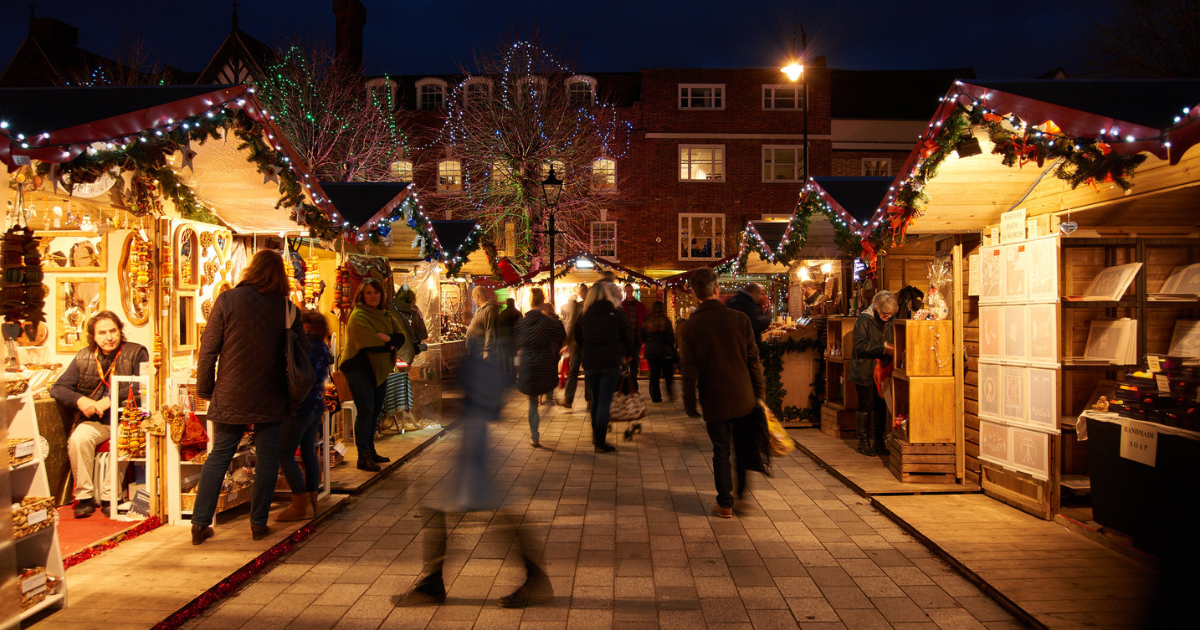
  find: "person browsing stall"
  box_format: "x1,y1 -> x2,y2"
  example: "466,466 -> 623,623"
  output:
275,309 -> 333,522
340,278 -> 406,473
51,311 -> 149,519
850,291 -> 898,457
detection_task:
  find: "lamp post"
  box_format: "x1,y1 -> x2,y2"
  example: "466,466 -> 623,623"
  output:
541,165 -> 564,305
781,22 -> 808,183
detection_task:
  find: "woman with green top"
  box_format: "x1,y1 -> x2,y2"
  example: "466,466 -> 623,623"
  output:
340,278 -> 405,472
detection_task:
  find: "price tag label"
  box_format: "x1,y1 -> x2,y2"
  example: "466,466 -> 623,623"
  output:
334,441 -> 347,456
1147,355 -> 1162,373
27,509 -> 46,526
22,572 -> 46,594
1156,374 -> 1171,394
14,440 -> 35,459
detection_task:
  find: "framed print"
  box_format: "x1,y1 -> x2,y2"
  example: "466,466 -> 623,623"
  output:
1002,305 -> 1028,363
1027,236 -> 1059,301
39,232 -> 106,272
979,245 -> 1003,303
1168,320 -> 1200,359
1001,366 -> 1028,424
979,420 -> 1011,467
1082,263 -> 1142,301
979,362 -> 1002,419
1011,428 -> 1050,480
1084,320 -> 1128,363
56,276 -> 106,353
1003,243 -> 1028,301
980,306 -> 1002,360
1027,367 -> 1058,430
1028,304 -> 1058,365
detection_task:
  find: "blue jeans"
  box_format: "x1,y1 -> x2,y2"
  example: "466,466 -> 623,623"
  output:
527,395 -> 541,442
584,367 -> 621,446
279,412 -> 322,494
345,369 -> 386,459
192,421 -> 282,528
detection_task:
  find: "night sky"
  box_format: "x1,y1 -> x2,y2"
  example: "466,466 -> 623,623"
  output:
2,1 -> 1100,79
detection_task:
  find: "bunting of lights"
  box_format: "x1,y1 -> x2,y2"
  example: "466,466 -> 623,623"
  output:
355,185 -> 489,276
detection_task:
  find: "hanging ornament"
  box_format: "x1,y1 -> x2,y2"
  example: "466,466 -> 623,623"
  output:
180,141 -> 197,171
1059,209 -> 1078,236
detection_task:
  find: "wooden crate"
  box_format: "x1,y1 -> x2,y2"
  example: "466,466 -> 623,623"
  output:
892,375 -> 956,443
820,405 -> 856,439
887,437 -> 956,483
894,320 -> 953,377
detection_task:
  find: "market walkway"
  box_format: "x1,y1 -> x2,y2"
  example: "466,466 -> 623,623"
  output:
183,393 -> 1020,630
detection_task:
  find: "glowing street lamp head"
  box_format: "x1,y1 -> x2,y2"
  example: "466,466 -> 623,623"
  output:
782,62 -> 804,82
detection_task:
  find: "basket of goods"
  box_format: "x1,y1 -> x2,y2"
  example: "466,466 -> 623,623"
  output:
8,437 -> 36,466
12,496 -> 56,539
186,383 -> 208,412
18,566 -> 48,610
181,475 -> 250,512
6,374 -> 30,397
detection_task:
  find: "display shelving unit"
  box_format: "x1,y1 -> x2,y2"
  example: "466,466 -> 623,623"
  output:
821,316 -> 858,438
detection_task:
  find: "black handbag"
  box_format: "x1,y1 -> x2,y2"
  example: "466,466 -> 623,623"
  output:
285,302 -> 317,415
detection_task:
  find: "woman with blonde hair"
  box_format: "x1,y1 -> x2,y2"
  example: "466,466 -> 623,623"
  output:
574,282 -> 632,452
340,278 -> 406,472
193,250 -> 307,544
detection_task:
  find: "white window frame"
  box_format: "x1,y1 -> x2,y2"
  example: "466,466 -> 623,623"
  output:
437,159 -> 462,192
678,213 -> 726,261
862,158 -> 892,177
762,145 -> 805,183
591,157 -> 616,192
365,77 -> 398,104
516,75 -> 548,104
416,77 -> 447,110
679,144 -> 725,182
462,77 -> 493,106
591,221 -> 618,259
389,159 -> 414,181
566,75 -> 597,107
678,84 -> 725,110
762,84 -> 806,110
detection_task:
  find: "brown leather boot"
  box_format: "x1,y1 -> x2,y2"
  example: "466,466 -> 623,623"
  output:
274,493 -> 309,522
309,491 -> 320,516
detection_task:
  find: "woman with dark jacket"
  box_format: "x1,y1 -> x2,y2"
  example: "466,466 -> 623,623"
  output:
340,278 -> 406,473
574,281 -> 633,453
641,301 -> 676,403
193,250 -> 309,545
275,310 -> 333,522
850,291 -> 898,457
516,288 -> 566,447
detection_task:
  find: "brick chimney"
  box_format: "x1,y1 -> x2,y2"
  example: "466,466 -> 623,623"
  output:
332,0 -> 366,75
32,18 -> 79,48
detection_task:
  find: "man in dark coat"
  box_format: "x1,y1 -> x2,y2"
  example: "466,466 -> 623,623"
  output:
678,268 -> 766,519
497,297 -> 523,381
725,283 -> 772,347
51,311 -> 149,518
621,284 -> 647,392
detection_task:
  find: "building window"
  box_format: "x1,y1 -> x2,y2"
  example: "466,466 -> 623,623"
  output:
516,76 -> 548,104
437,160 -> 461,192
592,158 -> 616,192
389,159 -> 413,181
591,221 -> 617,258
862,158 -> 891,177
416,78 -> 447,110
679,214 -> 725,260
463,77 -> 492,107
679,145 -> 725,181
566,75 -> 596,107
539,159 -> 565,180
762,84 -> 805,110
679,84 -> 724,109
762,146 -> 804,182
366,77 -> 398,105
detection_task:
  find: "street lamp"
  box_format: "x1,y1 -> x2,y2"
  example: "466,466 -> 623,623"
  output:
541,165 -> 564,304
782,22 -> 808,183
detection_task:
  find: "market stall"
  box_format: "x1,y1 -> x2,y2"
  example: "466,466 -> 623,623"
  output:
857,78 -> 1200,523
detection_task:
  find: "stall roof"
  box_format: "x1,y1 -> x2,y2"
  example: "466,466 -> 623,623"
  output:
508,252 -> 661,287
320,182 -> 411,229
865,79 -> 1200,234
810,177 -> 892,224
0,85 -> 226,135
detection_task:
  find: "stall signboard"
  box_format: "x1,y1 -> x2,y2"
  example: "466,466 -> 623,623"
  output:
1120,423 -> 1157,467
1000,208 -> 1027,244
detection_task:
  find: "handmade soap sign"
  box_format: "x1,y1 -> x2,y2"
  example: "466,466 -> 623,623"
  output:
1120,423 -> 1157,467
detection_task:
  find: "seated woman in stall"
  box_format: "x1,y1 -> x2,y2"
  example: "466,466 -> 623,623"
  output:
50,311 -> 149,519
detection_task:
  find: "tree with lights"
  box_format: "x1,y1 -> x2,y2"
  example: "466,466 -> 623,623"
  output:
254,38 -> 406,182
418,40 -> 633,269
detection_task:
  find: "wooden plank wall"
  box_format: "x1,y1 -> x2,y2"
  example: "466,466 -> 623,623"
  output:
962,237 -> 982,485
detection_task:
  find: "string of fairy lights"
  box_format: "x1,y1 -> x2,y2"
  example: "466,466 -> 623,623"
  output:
353,184 -> 489,275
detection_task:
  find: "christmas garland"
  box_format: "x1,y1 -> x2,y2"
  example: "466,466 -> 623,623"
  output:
62,515 -> 163,570
760,336 -> 825,422
865,95 -> 1149,269
357,195 -> 489,275
517,253 -> 662,288
720,193 -> 862,276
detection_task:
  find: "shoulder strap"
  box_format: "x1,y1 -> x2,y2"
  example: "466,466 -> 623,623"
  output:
285,300 -> 296,328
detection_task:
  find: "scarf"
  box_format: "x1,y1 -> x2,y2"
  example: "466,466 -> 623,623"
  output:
341,304 -> 402,385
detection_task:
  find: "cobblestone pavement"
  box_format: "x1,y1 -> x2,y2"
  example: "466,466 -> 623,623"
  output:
185,393 -> 1021,630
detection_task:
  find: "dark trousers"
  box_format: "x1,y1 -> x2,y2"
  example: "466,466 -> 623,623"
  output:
345,369 -> 386,459
563,348 -> 589,405
192,420 -> 281,528
705,411 -> 756,509
279,412 -> 322,494
627,346 -> 642,393
854,384 -> 888,445
584,367 -> 621,446
647,358 -> 675,403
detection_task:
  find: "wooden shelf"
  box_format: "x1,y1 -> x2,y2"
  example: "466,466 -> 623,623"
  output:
826,356 -> 845,364
1061,300 -> 1136,308
9,459 -> 39,473
20,593 -> 65,621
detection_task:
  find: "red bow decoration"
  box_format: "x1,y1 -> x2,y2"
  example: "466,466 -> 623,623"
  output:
860,237 -> 878,273
919,138 -> 940,159
1086,172 -> 1115,191
996,134 -> 1044,168
983,113 -> 1003,123
1039,120 -> 1062,135
1094,141 -> 1112,155
886,205 -> 916,245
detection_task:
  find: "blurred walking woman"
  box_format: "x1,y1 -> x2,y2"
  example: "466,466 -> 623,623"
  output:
642,301 -> 676,403
516,288 -> 566,448
574,282 -> 632,453
193,250 -> 308,545
340,279 -> 406,473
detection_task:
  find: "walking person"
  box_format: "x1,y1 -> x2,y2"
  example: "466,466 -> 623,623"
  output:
574,282 -> 633,453
340,278 -> 406,473
559,283 -> 589,409
726,282 -> 772,348
851,291 -> 898,457
192,250 -> 308,544
678,268 -> 766,518
641,301 -> 676,403
497,297 -> 523,381
620,284 -> 647,393
466,286 -> 500,361
275,310 -> 333,522
516,288 -> 566,447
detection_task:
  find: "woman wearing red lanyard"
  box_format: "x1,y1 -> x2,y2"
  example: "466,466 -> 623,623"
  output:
50,312 -> 149,519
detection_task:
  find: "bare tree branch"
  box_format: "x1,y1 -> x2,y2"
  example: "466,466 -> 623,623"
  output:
1075,0 -> 1200,78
